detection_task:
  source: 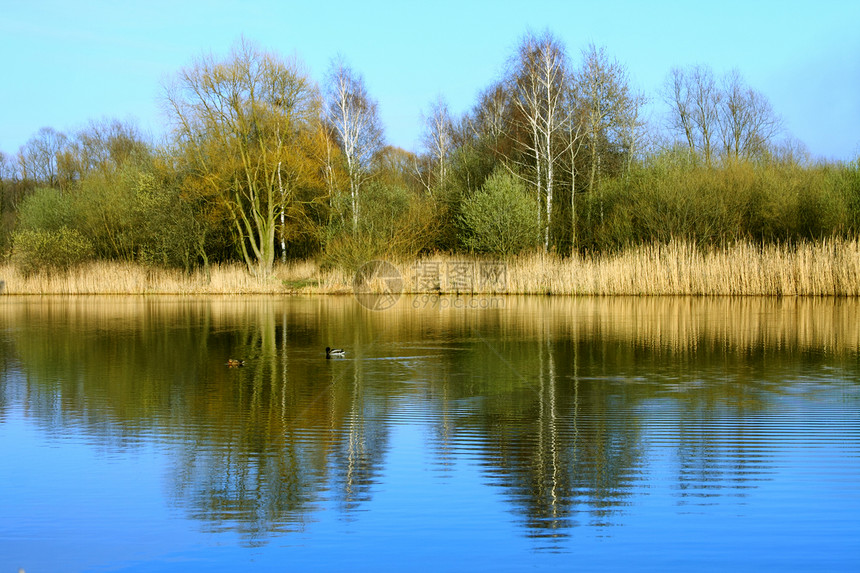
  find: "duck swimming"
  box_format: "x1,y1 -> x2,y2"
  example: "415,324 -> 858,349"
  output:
227,359 -> 245,367
326,347 -> 346,358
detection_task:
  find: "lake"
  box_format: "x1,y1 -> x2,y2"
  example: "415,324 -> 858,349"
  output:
1,295 -> 858,572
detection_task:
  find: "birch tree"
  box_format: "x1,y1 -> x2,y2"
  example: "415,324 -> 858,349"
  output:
508,30 -> 570,252
324,57 -> 383,233
421,95 -> 454,194
563,80 -> 586,251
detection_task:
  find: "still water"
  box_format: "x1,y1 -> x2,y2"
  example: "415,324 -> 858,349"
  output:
1,295 -> 858,572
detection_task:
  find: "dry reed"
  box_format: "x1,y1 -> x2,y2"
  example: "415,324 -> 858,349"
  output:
0,260 -> 345,295
1,238 -> 859,296
502,239 -> 860,296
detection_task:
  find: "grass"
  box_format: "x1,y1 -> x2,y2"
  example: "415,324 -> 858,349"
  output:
506,238 -> 860,296
0,260 -> 342,295
1,238 -> 859,296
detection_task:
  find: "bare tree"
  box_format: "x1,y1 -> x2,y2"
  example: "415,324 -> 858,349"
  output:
420,95 -> 454,194
665,66 -> 781,164
52,118 -> 150,189
562,79 -> 586,252
508,30 -> 571,252
611,85 -> 649,181
0,151 -> 14,182
324,57 -> 384,233
69,119 -> 148,175
17,127 -> 67,187
771,135 -> 811,167
665,67 -> 696,155
719,69 -> 782,161
664,65 -> 721,166
689,66 -> 721,166
473,83 -> 510,142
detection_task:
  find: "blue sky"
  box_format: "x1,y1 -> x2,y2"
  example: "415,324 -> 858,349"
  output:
2,0 -> 859,161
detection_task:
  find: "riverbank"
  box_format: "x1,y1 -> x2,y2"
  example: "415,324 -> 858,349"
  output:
2,239 -> 859,296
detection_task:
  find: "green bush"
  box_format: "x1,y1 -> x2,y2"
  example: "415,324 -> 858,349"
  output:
70,170 -> 139,260
16,187 -> 72,232
15,164 -> 211,270
577,155 -> 858,250
837,159 -> 860,233
12,227 -> 95,275
458,168 -> 539,255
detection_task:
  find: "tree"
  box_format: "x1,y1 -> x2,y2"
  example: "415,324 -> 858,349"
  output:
473,83 -> 511,143
12,227 -> 94,275
688,66 -> 720,166
664,66 -> 782,164
374,145 -> 418,189
665,67 -> 696,155
664,65 -> 721,166
420,96 -> 455,194
718,69 -> 782,161
59,118 -> 150,186
452,82 -> 511,193
17,127 -> 67,187
562,79 -> 587,252
0,151 -> 13,182
1,150 -> 32,253
507,30 -> 571,252
577,44 -> 642,221
164,38 -> 322,277
324,57 -> 384,233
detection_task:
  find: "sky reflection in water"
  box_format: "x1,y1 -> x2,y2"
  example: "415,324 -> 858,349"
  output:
1,295 -> 858,572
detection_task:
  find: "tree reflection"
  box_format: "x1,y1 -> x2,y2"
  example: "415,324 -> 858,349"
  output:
437,334 -> 645,541
1,295 -> 858,545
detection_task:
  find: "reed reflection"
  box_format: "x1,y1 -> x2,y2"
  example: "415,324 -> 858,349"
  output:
1,295 -> 857,545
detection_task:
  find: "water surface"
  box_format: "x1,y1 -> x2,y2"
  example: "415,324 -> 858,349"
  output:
1,296 -> 858,571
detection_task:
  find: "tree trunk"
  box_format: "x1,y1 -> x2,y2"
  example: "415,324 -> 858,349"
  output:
570,166 -> 576,255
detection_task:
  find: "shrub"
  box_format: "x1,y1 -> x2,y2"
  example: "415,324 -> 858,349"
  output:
12,227 -> 95,275
16,187 -> 72,232
458,168 -> 539,256
323,182 -> 441,271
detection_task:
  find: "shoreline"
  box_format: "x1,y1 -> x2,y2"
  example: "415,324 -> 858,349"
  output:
2,239 -> 859,297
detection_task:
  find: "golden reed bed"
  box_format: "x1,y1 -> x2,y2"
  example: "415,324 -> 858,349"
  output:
1,239 -> 859,296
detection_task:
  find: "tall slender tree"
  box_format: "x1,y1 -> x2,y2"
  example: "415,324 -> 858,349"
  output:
563,79 -> 586,252
324,57 -> 384,233
421,95 -> 454,194
508,30 -> 571,252
578,44 -> 640,196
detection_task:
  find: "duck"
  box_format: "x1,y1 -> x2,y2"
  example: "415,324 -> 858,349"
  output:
226,359 -> 245,367
326,346 -> 346,358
